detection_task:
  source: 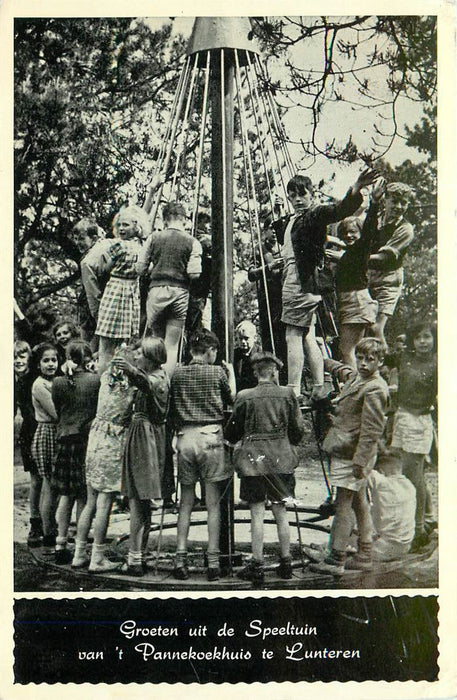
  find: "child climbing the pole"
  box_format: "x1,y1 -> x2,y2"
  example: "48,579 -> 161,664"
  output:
310,337 -> 388,575
30,342 -> 60,555
225,351 -> 304,584
137,201 -> 202,376
82,205 -> 151,372
51,341 -> 100,564
390,321 -> 437,551
272,168 -> 379,404
169,328 -> 236,581
14,340 -> 41,547
112,337 -> 170,577
71,344 -> 136,572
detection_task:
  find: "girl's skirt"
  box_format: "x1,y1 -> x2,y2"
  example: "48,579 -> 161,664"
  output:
96,276 -> 140,340
31,423 -> 57,479
122,414 -> 164,500
52,434 -> 88,499
85,417 -> 127,493
391,408 -> 434,454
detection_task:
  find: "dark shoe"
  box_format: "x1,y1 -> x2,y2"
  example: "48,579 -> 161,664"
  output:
121,563 -> 144,577
207,567 -> 220,582
173,565 -> 189,580
27,519 -> 43,548
276,557 -> 293,579
424,520 -> 438,534
41,534 -> 56,556
310,557 -> 345,576
237,561 -> 264,584
410,532 -> 430,552
55,548 -> 73,565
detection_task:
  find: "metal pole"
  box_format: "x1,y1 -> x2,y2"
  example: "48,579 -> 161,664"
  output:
211,49 -> 234,362
210,49 -> 236,565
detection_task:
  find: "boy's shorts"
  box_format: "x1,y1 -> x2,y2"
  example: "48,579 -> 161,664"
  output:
240,473 -> 295,504
391,408 -> 433,454
177,424 -> 232,484
368,269 -> 403,316
338,289 -> 378,325
330,457 -> 368,492
146,285 -> 189,330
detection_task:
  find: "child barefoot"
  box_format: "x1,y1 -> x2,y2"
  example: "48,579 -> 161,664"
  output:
51,341 -> 100,564
114,338 -> 170,576
311,338 -> 388,575
225,351 -> 304,584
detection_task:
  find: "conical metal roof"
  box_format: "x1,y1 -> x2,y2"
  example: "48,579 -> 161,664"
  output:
186,17 -> 261,63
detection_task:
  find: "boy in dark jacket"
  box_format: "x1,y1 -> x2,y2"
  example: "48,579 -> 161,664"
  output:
225,351 -> 304,584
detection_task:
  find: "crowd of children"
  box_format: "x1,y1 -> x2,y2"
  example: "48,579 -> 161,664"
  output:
14,170 -> 437,584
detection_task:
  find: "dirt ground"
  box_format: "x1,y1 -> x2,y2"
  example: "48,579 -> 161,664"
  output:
13,417 -> 438,591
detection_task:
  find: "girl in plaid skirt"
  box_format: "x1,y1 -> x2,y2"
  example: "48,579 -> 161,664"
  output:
31,343 -> 59,554
51,341 -> 100,564
94,205 -> 151,372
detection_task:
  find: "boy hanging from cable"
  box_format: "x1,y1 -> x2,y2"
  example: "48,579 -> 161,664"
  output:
225,351 -> 305,584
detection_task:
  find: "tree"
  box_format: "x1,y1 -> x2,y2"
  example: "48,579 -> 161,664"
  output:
251,16 -> 436,165
15,17 -> 185,317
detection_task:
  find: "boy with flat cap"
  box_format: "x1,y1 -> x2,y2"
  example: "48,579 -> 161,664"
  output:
225,351 -> 305,584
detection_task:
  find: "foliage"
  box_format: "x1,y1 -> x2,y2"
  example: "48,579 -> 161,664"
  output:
15,17 -> 184,316
251,16 -> 436,165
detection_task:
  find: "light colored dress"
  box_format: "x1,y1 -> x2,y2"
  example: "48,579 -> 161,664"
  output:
85,369 -> 135,492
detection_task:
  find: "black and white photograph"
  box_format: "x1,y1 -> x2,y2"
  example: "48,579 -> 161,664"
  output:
3,0 -> 456,696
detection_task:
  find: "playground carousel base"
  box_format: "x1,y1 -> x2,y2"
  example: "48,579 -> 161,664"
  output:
26,503 -> 438,591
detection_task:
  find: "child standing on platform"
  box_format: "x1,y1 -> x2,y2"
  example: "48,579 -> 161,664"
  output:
311,338 -> 388,575
72,345 -> 136,572
30,343 -> 59,555
114,337 -> 170,577
225,351 -> 304,584
391,321 -> 437,551
51,341 -> 100,564
170,329 -> 236,581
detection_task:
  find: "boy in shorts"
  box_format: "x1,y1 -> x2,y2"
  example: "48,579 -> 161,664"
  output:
225,351 -> 304,584
137,201 -> 202,375
273,168 -> 378,403
169,329 -> 236,581
368,182 -> 414,345
310,338 -> 388,575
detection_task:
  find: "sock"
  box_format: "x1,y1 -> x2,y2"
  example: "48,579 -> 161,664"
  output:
56,536 -> 67,551
357,540 -> 372,560
73,539 -> 87,560
328,548 -> 346,565
175,551 -> 188,568
207,551 -> 220,569
90,543 -> 106,566
128,550 -> 142,567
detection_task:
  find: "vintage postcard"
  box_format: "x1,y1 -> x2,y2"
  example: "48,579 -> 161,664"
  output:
2,0 -> 456,697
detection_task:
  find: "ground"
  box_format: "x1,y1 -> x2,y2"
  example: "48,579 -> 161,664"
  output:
13,417 -> 438,591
